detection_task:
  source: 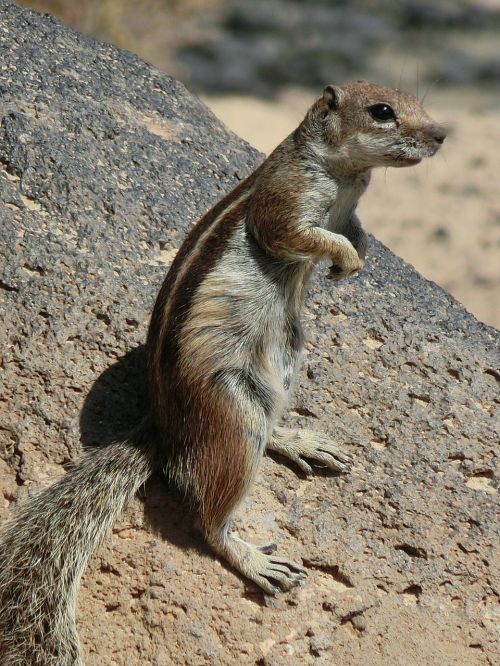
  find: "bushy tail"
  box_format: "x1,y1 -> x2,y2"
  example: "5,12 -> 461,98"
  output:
0,432 -> 158,666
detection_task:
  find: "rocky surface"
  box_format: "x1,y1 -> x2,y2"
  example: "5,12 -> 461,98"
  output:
0,2 -> 498,664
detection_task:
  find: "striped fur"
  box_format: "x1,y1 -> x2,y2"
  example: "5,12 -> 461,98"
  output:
0,81 -> 446,664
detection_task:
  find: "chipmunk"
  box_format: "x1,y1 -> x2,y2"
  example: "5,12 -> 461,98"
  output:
0,80 -> 446,665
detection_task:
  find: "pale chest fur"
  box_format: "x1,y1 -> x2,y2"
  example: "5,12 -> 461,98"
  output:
298,167 -> 370,232
327,171 -> 370,232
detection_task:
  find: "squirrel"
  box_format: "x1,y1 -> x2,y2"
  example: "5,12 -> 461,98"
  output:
0,80 -> 446,665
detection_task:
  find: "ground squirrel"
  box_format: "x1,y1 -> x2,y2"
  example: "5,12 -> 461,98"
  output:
0,80 -> 446,665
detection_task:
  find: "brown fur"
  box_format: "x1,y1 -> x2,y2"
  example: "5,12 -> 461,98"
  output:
0,81 -> 446,664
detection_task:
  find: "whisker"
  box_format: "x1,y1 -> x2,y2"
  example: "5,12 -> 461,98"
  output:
438,150 -> 448,167
397,62 -> 406,91
421,78 -> 442,105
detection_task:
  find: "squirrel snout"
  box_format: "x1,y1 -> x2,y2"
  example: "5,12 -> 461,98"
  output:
430,125 -> 447,145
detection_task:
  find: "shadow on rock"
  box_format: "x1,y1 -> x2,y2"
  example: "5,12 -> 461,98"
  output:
79,344 -> 203,554
80,344 -> 150,448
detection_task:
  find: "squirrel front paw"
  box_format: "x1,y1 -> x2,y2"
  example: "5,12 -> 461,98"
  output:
327,244 -> 364,280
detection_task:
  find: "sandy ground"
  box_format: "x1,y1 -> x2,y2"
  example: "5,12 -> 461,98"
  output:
204,88 -> 500,329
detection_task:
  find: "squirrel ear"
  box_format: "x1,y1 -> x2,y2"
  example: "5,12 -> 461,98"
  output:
323,85 -> 338,111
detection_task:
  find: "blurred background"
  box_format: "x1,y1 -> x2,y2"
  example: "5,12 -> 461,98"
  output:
19,0 -> 500,327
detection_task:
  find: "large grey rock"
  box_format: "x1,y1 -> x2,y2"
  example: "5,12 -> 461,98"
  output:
0,1 -> 498,664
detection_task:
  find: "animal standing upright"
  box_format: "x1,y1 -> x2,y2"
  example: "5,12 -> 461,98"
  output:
0,80 -> 446,665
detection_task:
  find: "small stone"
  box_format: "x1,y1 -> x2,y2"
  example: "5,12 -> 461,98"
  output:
310,633 -> 334,656
351,614 -> 367,632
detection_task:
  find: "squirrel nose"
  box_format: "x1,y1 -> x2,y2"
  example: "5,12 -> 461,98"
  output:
431,125 -> 447,145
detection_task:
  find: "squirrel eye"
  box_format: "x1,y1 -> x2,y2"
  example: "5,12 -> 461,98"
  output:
368,103 -> 396,121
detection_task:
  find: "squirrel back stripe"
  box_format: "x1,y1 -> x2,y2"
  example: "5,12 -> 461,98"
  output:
0,81 -> 446,664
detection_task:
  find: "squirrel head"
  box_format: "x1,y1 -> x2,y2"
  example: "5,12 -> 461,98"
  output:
302,80 -> 447,173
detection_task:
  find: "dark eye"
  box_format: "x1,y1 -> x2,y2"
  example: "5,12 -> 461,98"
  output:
368,104 -> 396,121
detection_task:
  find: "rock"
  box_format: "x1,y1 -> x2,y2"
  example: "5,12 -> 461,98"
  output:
0,2 -> 498,665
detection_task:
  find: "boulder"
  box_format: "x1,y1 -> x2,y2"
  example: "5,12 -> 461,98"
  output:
0,1 -> 498,664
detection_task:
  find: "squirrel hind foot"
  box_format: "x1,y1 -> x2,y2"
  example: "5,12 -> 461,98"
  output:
208,531 -> 307,595
268,427 -> 353,475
